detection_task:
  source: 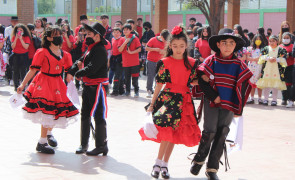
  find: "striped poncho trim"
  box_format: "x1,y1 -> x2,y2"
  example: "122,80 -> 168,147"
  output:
198,54 -> 253,114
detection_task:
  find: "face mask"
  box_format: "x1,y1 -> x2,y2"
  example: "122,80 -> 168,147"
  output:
144,27 -> 148,31
282,27 -> 289,33
282,39 -> 291,44
255,39 -> 262,46
52,36 -> 63,46
267,32 -> 271,36
85,37 -> 95,45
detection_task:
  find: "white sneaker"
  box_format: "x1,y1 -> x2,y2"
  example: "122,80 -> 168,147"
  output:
146,90 -> 152,98
286,100 -> 294,108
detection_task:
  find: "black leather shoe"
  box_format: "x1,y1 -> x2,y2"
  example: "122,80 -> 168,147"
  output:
36,143 -> 55,154
47,135 -> 58,147
205,170 -> 219,180
110,92 -> 119,96
75,144 -> 89,154
190,161 -> 204,175
151,165 -> 160,179
161,167 -> 170,179
86,146 -> 108,156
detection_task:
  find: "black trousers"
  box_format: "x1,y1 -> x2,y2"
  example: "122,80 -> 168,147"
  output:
112,55 -> 125,94
80,85 -> 107,147
13,53 -> 28,90
124,65 -> 139,93
282,65 -> 295,101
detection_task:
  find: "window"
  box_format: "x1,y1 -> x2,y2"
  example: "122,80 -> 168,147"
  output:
116,0 -> 121,6
3,0 -> 7,4
147,0 -> 150,5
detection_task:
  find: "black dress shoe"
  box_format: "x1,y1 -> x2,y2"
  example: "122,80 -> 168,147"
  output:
151,165 -> 160,179
86,146 -> 108,156
190,161 -> 204,175
36,143 -> 55,154
161,167 -> 170,179
75,145 -> 89,154
110,92 -> 119,96
47,135 -> 58,147
205,169 -> 219,180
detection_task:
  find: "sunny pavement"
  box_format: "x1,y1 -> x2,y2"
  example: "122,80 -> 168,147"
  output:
0,75 -> 294,180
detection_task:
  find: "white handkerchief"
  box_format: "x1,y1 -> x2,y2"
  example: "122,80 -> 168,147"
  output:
9,93 -> 25,109
67,81 -> 80,108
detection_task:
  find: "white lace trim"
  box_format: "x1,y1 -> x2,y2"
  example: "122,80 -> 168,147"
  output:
23,110 -> 78,129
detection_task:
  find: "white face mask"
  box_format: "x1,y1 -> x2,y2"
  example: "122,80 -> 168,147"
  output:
282,39 -> 291,44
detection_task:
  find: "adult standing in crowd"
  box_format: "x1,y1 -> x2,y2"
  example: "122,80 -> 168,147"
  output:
266,28 -> 272,40
141,22 -> 155,44
145,29 -> 170,98
67,22 -> 109,156
279,21 -> 295,44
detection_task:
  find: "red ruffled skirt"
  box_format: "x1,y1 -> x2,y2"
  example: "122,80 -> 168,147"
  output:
23,72 -> 79,128
139,93 -> 201,147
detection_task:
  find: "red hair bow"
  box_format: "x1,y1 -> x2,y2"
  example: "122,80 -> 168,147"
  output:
171,26 -> 182,35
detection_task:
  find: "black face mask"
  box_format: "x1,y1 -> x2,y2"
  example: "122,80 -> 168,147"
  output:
267,32 -> 271,36
144,27 -> 148,31
85,37 -> 95,45
282,27 -> 290,33
52,36 -> 63,46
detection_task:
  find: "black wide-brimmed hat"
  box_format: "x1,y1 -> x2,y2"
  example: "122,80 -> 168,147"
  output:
11,16 -> 18,21
80,15 -> 88,21
83,22 -> 107,45
209,28 -> 245,52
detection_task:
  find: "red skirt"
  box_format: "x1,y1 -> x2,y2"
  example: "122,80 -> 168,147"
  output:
23,72 -> 79,128
139,93 -> 201,147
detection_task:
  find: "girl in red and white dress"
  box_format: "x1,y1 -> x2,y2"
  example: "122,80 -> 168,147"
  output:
139,25 -> 201,179
17,26 -> 79,154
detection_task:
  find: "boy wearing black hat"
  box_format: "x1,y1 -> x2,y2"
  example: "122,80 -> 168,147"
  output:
190,28 -> 253,180
67,22 -> 109,156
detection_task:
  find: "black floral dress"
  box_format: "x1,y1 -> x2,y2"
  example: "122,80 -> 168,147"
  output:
139,56 -> 201,147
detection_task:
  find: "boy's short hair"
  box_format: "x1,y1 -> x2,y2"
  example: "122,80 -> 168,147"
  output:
42,17 -> 47,22
122,23 -> 132,31
160,29 -> 170,41
137,18 -> 142,21
189,17 -> 196,22
267,28 -> 272,32
112,27 -> 122,33
143,21 -> 152,29
243,29 -> 249,33
27,24 -> 35,31
187,30 -> 193,35
126,19 -> 135,24
100,14 -> 109,19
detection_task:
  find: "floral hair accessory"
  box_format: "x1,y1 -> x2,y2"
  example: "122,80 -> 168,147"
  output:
171,25 -> 183,35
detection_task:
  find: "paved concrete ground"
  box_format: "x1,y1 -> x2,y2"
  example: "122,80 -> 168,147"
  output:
0,75 -> 294,180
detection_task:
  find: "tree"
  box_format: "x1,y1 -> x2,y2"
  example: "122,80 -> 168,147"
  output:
38,0 -> 56,14
185,0 -> 226,35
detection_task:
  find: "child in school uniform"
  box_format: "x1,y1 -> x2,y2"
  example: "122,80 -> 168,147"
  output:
190,28 -> 252,180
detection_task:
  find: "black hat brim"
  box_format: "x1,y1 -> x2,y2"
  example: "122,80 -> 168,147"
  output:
84,24 -> 107,45
208,35 -> 245,52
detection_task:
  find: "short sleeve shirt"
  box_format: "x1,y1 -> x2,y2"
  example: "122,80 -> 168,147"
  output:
12,36 -> 31,54
118,34 -> 141,67
195,39 -> 211,59
146,36 -> 165,62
